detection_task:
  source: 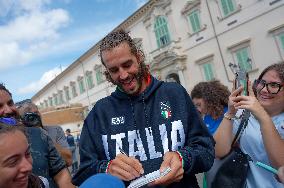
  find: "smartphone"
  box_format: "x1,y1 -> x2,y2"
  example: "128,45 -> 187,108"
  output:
235,70 -> 249,96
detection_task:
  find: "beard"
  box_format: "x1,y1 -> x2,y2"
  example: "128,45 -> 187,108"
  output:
111,63 -> 145,95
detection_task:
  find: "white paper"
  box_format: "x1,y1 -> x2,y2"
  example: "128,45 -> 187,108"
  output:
127,167 -> 171,188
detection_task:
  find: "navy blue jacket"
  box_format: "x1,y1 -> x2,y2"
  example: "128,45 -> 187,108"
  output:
26,127 -> 66,188
72,76 -> 214,187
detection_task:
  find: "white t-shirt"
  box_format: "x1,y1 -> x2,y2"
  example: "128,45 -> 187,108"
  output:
233,111 -> 284,188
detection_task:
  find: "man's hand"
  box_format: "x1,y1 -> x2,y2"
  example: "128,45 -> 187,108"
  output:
108,154 -> 144,181
151,151 -> 184,186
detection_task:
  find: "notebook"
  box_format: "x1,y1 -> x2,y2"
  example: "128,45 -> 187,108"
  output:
127,167 -> 171,188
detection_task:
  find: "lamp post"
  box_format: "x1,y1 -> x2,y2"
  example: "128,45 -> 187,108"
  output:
229,62 -> 238,74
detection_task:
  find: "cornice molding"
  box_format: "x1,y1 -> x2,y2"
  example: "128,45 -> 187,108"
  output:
181,0 -> 201,15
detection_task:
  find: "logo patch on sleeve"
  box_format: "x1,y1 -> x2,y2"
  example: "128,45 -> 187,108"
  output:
160,101 -> 172,119
111,116 -> 125,125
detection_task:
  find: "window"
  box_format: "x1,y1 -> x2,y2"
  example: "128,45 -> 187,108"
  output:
58,91 -> 64,105
154,16 -> 171,48
53,94 -> 58,106
202,63 -> 215,81
228,40 -> 254,72
48,97 -> 53,107
279,32 -> 284,51
40,103 -> 44,109
269,26 -> 284,60
195,54 -> 216,81
220,0 -> 236,17
71,83 -> 77,98
44,100 -> 48,108
86,72 -> 94,89
95,66 -> 104,84
78,79 -> 85,94
188,9 -> 201,33
234,47 -> 252,72
64,87 -> 70,101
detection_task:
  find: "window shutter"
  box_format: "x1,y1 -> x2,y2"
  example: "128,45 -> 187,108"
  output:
221,0 -> 229,16
280,33 -> 284,49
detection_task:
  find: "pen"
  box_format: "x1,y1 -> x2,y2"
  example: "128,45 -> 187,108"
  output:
119,147 -> 128,156
118,146 -> 145,178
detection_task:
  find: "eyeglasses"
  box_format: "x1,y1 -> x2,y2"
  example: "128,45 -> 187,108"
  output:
254,79 -> 284,94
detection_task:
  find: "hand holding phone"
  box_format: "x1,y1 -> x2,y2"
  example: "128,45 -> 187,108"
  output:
235,70 -> 249,96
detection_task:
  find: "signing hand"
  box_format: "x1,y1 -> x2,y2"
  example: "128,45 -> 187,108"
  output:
151,151 -> 184,186
108,154 -> 144,181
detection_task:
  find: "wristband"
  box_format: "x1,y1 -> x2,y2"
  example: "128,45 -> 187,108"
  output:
224,112 -> 235,121
105,160 -> 113,173
175,151 -> 184,168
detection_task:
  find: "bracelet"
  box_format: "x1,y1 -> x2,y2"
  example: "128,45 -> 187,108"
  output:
223,113 -> 235,121
105,160 -> 113,173
175,151 -> 184,168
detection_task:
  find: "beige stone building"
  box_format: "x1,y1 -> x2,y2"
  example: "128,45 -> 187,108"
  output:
32,0 -> 284,132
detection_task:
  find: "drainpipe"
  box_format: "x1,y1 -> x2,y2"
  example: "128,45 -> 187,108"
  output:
205,0 -> 230,80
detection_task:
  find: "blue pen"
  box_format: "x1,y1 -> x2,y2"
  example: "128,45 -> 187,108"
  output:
247,155 -> 278,174
255,161 -> 278,174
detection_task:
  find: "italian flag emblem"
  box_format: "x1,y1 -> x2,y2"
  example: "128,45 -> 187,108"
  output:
160,101 -> 172,119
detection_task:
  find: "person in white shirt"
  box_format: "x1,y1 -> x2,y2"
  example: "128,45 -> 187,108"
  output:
214,63 -> 284,188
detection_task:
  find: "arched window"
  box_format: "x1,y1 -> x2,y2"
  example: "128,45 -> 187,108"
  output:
154,16 -> 171,48
166,73 -> 180,84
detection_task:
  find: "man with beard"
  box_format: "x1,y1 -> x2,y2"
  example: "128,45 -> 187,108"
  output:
0,84 -> 75,188
72,30 -> 215,188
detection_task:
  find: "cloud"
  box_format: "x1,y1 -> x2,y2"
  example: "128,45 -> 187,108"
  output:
0,0 -> 14,17
17,66 -> 66,94
0,42 -> 32,70
0,1 -> 70,71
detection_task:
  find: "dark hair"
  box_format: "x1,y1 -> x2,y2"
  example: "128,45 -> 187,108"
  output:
191,80 -> 230,120
15,99 -> 33,108
0,122 -> 25,137
66,128 -> 71,133
0,83 -> 12,97
99,29 -> 149,83
257,63 -> 284,82
253,63 -> 284,96
0,123 -> 42,188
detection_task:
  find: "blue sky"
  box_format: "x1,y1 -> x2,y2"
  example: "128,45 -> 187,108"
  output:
0,0 -> 148,102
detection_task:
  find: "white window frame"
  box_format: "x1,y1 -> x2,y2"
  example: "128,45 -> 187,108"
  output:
94,65 -> 105,85
70,81 -> 77,98
85,71 -> 94,89
228,39 -> 255,72
58,90 -> 64,105
217,0 -> 241,20
77,76 -> 86,94
64,86 -> 70,101
188,8 -> 202,34
195,54 -> 216,81
269,25 -> 284,61
181,0 -> 206,37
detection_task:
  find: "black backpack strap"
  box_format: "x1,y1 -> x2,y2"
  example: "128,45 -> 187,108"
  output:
231,110 -> 250,148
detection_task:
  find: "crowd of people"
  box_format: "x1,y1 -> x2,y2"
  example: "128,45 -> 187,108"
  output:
0,29 -> 283,188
